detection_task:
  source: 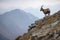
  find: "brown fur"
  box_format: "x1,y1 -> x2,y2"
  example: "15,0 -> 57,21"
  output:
40,6 -> 50,16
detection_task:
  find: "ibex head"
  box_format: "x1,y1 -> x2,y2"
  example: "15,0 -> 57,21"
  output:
40,5 -> 43,11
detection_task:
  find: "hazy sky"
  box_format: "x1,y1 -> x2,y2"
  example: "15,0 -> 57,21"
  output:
0,0 -> 60,18
0,0 -> 60,9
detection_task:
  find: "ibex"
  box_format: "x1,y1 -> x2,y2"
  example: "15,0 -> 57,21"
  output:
40,5 -> 50,16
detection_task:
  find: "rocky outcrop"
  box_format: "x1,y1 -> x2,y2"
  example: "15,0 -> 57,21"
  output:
16,10 -> 60,40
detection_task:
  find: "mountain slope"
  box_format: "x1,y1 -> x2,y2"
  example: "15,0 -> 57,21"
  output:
0,9 -> 38,40
16,10 -> 60,40
0,33 -> 9,40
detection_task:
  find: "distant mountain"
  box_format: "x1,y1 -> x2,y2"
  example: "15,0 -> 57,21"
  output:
0,9 -> 38,40
0,33 -> 9,40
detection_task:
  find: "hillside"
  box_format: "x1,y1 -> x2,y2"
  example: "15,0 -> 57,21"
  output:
0,9 -> 37,40
0,34 -> 9,40
16,10 -> 60,40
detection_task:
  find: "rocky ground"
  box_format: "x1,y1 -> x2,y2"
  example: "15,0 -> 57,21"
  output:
16,10 -> 60,40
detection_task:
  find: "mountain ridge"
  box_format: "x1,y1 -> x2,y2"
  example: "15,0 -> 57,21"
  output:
16,10 -> 60,40
0,9 -> 38,40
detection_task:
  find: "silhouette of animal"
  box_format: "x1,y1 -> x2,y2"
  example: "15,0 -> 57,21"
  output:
40,5 -> 50,16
